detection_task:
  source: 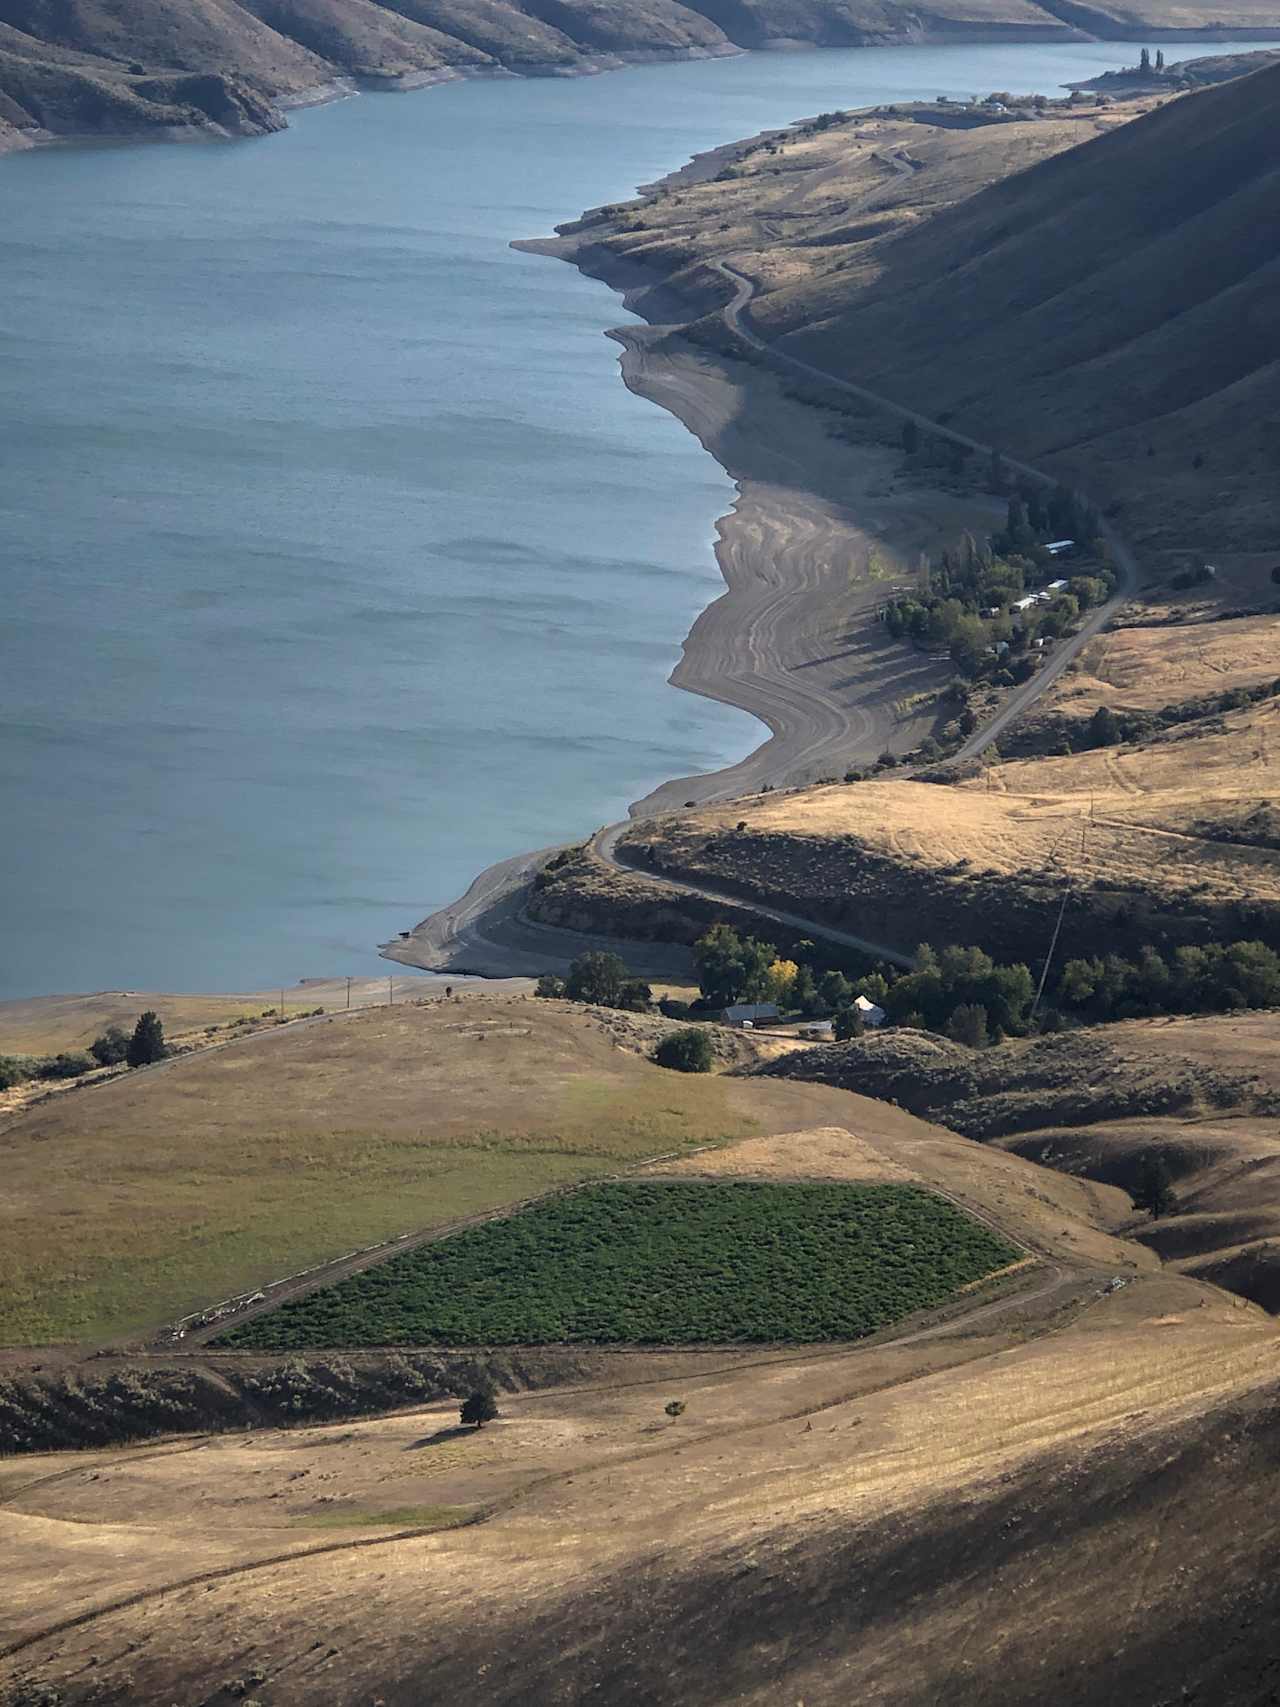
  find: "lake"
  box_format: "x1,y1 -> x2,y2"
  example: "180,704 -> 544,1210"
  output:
0,39 -> 1258,998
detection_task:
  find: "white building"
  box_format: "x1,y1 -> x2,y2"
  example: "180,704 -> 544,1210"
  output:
854,995 -> 887,1027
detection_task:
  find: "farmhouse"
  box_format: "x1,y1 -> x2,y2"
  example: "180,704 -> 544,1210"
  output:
722,1002 -> 780,1028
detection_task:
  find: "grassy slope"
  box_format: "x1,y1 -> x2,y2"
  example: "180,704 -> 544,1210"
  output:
0,996 -> 867,1346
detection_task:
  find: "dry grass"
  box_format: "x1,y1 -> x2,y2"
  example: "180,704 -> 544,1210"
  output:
643,697 -> 1280,915
1041,616 -> 1280,721
647,1125 -> 920,1184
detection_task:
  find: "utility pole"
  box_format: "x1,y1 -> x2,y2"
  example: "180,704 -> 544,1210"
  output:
388,974 -> 394,1007
280,987 -> 285,1023
346,976 -> 352,1011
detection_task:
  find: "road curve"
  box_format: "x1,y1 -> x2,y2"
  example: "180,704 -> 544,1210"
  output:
712,254 -> 1138,768
391,242 -> 1139,979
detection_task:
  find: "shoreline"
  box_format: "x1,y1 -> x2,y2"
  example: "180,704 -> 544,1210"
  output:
386,170 -> 1003,977
11,27 -> 1278,160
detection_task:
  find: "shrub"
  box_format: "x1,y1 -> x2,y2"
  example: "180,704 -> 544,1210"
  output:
89,1025 -> 131,1067
0,1056 -> 35,1091
535,974 -> 566,999
945,1003 -> 990,1048
36,1051 -> 96,1080
659,997 -> 693,1020
653,1028 -> 714,1074
617,979 -> 653,1013
833,1004 -> 865,1042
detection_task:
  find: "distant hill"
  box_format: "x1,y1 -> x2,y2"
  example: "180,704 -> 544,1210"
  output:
764,60 -> 1280,555
3,0 -> 1280,149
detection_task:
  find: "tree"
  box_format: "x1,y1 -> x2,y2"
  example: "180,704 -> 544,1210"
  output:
693,924 -> 776,1008
126,1011 -> 166,1069
1133,1154 -> 1174,1219
1089,705 -> 1121,748
664,1399 -> 686,1418
653,1027 -> 714,1073
534,973 -> 566,999
1155,48 -> 1165,70
791,965 -> 821,1015
1139,46 -> 1151,71
616,979 -> 653,1013
946,1002 -> 990,1048
767,958 -> 800,1007
460,1387 -> 499,1429
565,950 -> 628,1006
901,419 -> 919,456
819,970 -> 852,1011
89,1025 -> 131,1067
833,1004 -> 865,1042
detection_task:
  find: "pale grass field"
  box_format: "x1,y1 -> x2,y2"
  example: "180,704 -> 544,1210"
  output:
1043,615 -> 1280,720
666,698 -> 1280,906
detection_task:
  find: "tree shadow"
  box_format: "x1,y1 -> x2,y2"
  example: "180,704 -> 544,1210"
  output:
405,1423 -> 477,1450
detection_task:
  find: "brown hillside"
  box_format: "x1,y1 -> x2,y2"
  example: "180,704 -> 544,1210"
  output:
6,0 -> 1280,146
762,1009 -> 1280,1311
611,696 -> 1280,964
763,62 -> 1280,555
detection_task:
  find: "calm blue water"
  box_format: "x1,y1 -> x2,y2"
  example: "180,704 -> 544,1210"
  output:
0,40 -> 1259,998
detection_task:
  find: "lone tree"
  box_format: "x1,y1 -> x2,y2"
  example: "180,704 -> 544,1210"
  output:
653,1027 -> 714,1074
126,1011 -> 167,1069
1133,1154 -> 1175,1219
565,950 -> 628,1007
460,1387 -> 499,1429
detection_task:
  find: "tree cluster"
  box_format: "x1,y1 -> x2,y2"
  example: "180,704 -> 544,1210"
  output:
1056,940 -> 1280,1023
0,1011 -> 167,1091
536,952 -> 652,1013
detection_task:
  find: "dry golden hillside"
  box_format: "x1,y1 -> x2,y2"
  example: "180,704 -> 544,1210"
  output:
3,1115 -> 1278,1707
1038,613 -> 1280,724
615,696 -> 1280,963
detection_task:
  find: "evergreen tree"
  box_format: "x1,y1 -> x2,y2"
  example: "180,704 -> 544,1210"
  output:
1133,1154 -> 1174,1219
946,1003 -> 990,1048
1155,48 -> 1165,70
1139,46 -> 1151,71
460,1387 -> 499,1429
126,1011 -> 166,1069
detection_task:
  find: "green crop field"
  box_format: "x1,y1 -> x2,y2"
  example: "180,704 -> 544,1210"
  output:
217,1181 -> 1020,1350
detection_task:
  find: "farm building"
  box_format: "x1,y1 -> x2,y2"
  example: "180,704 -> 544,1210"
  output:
1045,539 -> 1075,556
722,1002 -> 780,1028
854,995 -> 887,1027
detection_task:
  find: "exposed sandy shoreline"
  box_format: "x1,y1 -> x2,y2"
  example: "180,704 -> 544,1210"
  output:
386,185 -> 1000,976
